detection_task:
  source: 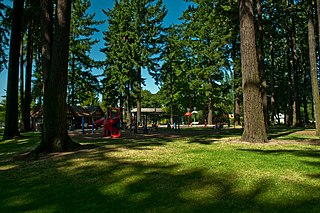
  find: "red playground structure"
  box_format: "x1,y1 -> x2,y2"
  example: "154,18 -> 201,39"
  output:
94,107 -> 121,138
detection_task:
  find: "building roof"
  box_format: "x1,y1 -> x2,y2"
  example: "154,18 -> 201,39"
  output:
30,105 -> 104,118
131,108 -> 163,113
69,106 -> 103,117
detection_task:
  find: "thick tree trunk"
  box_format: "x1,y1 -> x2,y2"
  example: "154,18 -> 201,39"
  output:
308,0 -> 320,135
39,0 -> 76,152
291,0 -> 301,127
257,0 -> 268,131
3,0 -> 24,140
24,19 -> 33,131
239,0 -> 267,142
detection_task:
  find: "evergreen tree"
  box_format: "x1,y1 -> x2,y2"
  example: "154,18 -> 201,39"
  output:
38,0 -> 78,152
307,0 -> 320,135
0,0 -> 10,73
102,0 -> 167,122
159,25 -> 184,124
3,0 -> 24,140
180,0 -> 233,125
68,0 -> 103,106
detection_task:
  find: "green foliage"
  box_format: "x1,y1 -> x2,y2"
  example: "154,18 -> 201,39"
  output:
0,99 -> 5,126
68,0 -> 104,106
157,0 -> 236,118
101,0 -> 167,106
141,89 -> 161,108
0,0 -> 10,72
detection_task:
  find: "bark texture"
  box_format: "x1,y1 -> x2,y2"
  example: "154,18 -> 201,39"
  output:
239,0 -> 267,142
3,0 -> 24,139
24,19 -> 33,131
291,0 -> 301,127
39,0 -> 76,152
257,0 -> 268,131
308,0 -> 320,135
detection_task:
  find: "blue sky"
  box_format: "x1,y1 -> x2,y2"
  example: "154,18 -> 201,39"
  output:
0,0 -> 192,101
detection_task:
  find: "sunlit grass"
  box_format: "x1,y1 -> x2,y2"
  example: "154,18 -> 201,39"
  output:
0,128 -> 320,212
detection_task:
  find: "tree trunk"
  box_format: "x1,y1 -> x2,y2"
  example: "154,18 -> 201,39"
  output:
232,40 -> 241,126
136,66 -> 141,123
39,0 -> 76,152
170,70 -> 173,125
270,33 -> 275,125
3,0 -> 24,140
291,0 -> 301,127
24,19 -> 33,131
302,64 -> 309,125
19,34 -> 25,132
126,83 -> 131,126
71,53 -> 75,106
239,0 -> 267,142
308,0 -> 320,135
257,0 -> 268,131
207,97 -> 213,125
285,28 -> 293,126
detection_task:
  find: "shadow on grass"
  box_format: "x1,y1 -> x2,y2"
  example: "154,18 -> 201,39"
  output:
267,127 -> 305,140
238,148 -> 320,158
0,136 -> 319,212
1,149 -> 319,212
186,128 -> 243,145
238,148 -> 320,182
1,130 -> 320,212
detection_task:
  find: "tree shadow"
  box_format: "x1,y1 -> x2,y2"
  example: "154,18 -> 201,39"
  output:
268,127 -> 305,140
1,141 -> 320,212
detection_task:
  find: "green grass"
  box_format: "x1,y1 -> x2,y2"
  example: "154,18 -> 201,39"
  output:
0,128 -> 320,212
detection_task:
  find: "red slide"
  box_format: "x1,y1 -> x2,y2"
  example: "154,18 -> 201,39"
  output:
110,126 -> 121,138
94,118 -> 105,128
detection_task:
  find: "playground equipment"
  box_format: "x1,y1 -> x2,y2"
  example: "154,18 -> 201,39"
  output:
94,107 -> 121,138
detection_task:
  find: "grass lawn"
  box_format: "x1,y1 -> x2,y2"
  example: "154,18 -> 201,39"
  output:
0,127 -> 320,212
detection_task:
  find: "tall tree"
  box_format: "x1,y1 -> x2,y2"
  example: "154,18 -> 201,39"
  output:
239,0 -> 267,142
68,0 -> 103,106
22,0 -> 37,131
0,0 -> 10,72
308,0 -> 320,135
102,0 -> 167,123
3,0 -> 24,140
290,0 -> 301,127
160,25 -> 184,124
257,0 -> 268,131
181,0 -> 233,125
38,0 -> 77,152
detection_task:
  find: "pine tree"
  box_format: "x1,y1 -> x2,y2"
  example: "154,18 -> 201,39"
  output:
102,0 -> 167,122
38,0 -> 78,152
0,0 -> 10,73
307,0 -> 320,136
68,0 -> 103,106
159,25 -> 184,124
180,0 -> 233,125
3,0 -> 24,140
